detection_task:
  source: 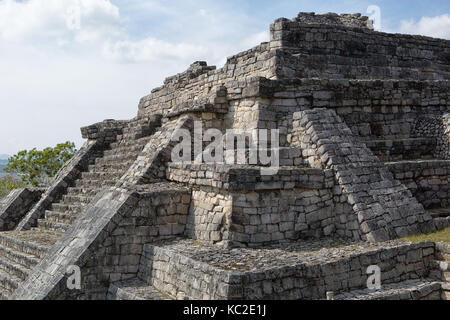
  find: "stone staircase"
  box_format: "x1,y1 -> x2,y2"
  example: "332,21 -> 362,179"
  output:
0,117 -> 160,299
0,230 -> 58,299
37,136 -> 151,234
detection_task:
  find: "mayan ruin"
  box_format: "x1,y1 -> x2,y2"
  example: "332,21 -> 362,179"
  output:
0,11 -> 449,301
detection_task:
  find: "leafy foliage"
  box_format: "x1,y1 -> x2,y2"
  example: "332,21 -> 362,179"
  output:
0,175 -> 27,198
5,142 -> 77,186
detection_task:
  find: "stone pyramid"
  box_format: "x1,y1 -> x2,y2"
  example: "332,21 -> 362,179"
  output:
0,12 -> 449,300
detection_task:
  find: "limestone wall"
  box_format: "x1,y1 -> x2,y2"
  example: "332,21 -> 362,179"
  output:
366,138 -> 436,162
387,160 -> 450,209
255,78 -> 450,146
0,188 -> 44,231
140,241 -> 436,300
228,188 -> 335,245
271,15 -> 450,80
185,189 -> 232,243
169,164 -> 338,246
137,45 -> 275,117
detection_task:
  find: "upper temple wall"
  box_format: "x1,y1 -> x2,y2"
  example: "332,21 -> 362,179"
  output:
271,13 -> 450,80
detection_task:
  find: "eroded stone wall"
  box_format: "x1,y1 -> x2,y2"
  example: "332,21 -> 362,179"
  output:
140,240 -> 436,300
387,160 -> 450,209
138,46 -> 275,117
0,188 -> 44,231
271,13 -> 450,80
185,189 -> 232,243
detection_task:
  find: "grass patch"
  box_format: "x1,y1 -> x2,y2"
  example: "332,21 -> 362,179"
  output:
400,227 -> 450,244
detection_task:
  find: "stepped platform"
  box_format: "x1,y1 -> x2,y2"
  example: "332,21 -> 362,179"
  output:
137,238 -> 438,300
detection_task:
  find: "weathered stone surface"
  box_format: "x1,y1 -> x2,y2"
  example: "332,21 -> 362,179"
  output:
0,188 -> 44,231
138,238 -> 436,300
0,10 -> 449,300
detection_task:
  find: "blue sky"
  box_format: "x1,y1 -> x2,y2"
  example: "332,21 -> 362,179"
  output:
1,0 -> 450,155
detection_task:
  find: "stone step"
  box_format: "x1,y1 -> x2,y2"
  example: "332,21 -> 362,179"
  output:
114,131 -> 153,142
0,282 -> 11,300
95,154 -> 138,166
107,279 -> 171,300
104,142 -> 146,156
104,140 -> 148,156
81,171 -> 125,181
62,194 -> 94,206
65,187 -> 99,198
86,151 -> 105,165
108,140 -> 144,151
426,208 -> 450,219
0,268 -> 22,296
0,254 -> 32,281
37,220 -> 70,233
87,162 -> 134,174
51,203 -> 85,214
0,241 -> 37,298
44,211 -> 78,225
74,179 -> 117,189
227,147 -> 307,166
0,243 -> 40,270
102,148 -> 144,159
121,127 -> 154,136
334,279 -> 442,300
365,138 -> 436,162
0,231 -> 55,260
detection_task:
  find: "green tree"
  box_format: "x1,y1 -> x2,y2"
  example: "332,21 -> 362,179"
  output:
5,142 -> 77,186
0,175 -> 27,198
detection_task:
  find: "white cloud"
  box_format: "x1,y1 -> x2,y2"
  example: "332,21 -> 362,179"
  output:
399,14 -> 450,39
241,31 -> 270,48
0,0 -> 272,155
0,0 -> 121,44
102,37 -> 208,64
